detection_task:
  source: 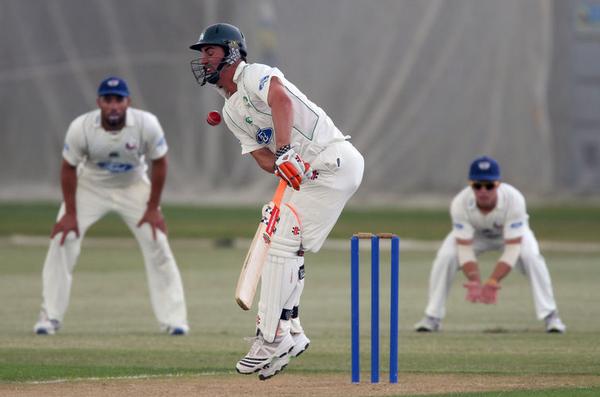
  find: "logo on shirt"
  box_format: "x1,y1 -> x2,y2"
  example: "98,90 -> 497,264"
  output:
97,161 -> 134,173
453,223 -> 464,230
481,228 -> 501,238
510,221 -> 523,229
259,75 -> 269,91
125,139 -> 138,151
256,127 -> 273,144
63,143 -> 70,152
156,136 -> 166,148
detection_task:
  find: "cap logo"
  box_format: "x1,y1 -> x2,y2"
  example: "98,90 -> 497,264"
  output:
199,32 -> 205,40
226,40 -> 240,49
107,79 -> 120,87
478,161 -> 491,170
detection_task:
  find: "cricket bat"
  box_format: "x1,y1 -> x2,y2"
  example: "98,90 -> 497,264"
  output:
235,180 -> 287,310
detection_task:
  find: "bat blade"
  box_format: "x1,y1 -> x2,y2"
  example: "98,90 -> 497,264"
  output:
235,222 -> 270,310
234,180 -> 287,311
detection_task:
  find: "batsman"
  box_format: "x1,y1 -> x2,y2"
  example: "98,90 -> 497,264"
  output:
189,23 -> 364,380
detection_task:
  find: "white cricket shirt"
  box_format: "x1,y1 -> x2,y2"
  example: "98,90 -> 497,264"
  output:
450,183 -> 529,241
218,61 -> 347,162
62,107 -> 168,187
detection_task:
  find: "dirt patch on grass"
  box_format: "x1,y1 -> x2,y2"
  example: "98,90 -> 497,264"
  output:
3,373 -> 600,397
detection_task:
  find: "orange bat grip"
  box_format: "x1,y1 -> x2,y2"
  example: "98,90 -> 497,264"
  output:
273,179 -> 287,207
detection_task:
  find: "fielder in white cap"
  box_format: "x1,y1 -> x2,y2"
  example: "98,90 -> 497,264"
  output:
415,156 -> 566,333
33,76 -> 189,336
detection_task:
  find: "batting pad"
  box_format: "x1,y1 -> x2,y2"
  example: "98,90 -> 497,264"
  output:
257,254 -> 303,342
269,203 -> 303,257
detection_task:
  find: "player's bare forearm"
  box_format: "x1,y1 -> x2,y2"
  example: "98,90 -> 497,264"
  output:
148,156 -> 167,209
461,261 -> 480,282
251,148 -> 277,173
488,261 -> 512,283
60,160 -> 78,215
268,77 -> 293,149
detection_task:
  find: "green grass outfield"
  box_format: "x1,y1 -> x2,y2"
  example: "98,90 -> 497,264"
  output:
1,202 -> 599,241
1,235 -> 600,395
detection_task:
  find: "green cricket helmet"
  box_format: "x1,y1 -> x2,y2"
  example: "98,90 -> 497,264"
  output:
190,23 -> 247,85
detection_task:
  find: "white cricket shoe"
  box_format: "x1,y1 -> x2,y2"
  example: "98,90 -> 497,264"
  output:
290,332 -> 310,357
414,316 -> 441,332
258,332 -> 310,380
236,331 -> 294,375
545,312 -> 566,334
258,355 -> 291,381
34,310 -> 60,335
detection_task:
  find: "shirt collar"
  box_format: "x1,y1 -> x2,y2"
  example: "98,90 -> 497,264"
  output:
213,61 -> 247,99
495,183 -> 505,210
232,61 -> 247,83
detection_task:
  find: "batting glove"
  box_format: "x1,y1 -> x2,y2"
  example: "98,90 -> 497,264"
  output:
275,146 -> 311,191
462,280 -> 482,303
480,279 -> 501,304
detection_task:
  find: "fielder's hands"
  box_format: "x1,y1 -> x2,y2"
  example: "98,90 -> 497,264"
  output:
137,206 -> 167,241
462,280 -> 482,303
274,146 -> 312,191
481,279 -> 501,304
51,213 -> 80,246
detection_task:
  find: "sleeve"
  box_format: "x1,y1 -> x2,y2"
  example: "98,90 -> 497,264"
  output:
143,112 -> 168,160
62,116 -> 87,166
503,189 -> 528,240
244,64 -> 285,105
450,194 -> 475,240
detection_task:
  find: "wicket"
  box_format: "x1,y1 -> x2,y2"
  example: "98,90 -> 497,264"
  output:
351,232 -> 400,384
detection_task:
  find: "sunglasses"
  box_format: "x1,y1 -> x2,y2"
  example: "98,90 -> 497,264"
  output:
470,181 -> 498,191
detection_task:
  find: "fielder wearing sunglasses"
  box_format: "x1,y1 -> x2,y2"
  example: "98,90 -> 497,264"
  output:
470,180 -> 499,191
415,156 -> 566,334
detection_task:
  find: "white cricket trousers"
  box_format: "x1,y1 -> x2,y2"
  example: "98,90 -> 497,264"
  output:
40,177 -> 188,330
283,140 -> 365,253
424,229 -> 559,321
257,141 -> 364,341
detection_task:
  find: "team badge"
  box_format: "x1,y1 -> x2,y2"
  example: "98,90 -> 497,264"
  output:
292,226 -> 300,236
478,161 -> 491,170
255,127 -> 273,144
125,139 -> 137,150
226,40 -> 240,49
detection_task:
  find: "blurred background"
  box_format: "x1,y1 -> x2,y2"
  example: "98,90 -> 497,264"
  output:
1,0 -> 599,205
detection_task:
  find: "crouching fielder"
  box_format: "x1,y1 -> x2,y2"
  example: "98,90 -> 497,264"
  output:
189,23 -> 364,380
415,156 -> 566,334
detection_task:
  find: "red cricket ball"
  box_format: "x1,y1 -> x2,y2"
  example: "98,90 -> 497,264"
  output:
206,111 -> 222,126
